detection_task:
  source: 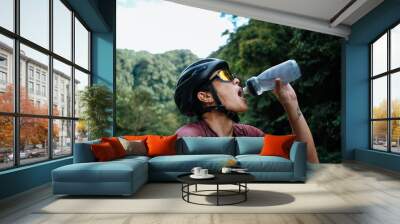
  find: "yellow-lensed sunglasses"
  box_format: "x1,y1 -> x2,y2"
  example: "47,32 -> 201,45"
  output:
209,69 -> 236,83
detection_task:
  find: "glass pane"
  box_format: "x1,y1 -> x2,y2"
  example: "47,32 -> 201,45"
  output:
0,116 -> 13,170
372,76 -> 387,119
75,120 -> 88,143
0,0 -> 14,31
20,44 -> 49,115
372,121 -> 388,151
392,24 -> 400,70
74,69 -> 89,118
20,117 -> 49,165
372,33 -> 387,76
392,120 -> 400,153
20,0 -> 49,49
53,59 -> 72,117
391,72 -> 400,118
74,18 -> 89,70
0,34 -> 14,112
53,119 -> 72,158
53,0 -> 72,60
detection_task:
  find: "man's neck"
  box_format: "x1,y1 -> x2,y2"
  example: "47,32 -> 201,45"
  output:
202,111 -> 234,137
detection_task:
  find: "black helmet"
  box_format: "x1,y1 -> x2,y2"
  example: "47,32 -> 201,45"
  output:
174,58 -> 239,122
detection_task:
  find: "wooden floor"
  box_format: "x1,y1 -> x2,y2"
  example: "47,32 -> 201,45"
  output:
1,162 -> 400,224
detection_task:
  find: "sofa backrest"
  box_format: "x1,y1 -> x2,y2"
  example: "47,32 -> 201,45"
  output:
177,137 -> 236,155
235,137 -> 264,155
73,139 -> 100,163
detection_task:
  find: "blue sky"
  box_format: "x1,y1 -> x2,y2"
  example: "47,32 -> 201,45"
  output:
117,0 -> 248,58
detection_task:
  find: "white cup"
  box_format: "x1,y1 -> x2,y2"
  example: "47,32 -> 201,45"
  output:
191,167 -> 202,176
200,169 -> 208,176
221,167 -> 232,174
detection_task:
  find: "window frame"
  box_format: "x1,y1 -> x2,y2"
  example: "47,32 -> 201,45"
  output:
0,0 -> 91,171
370,20 -> 400,154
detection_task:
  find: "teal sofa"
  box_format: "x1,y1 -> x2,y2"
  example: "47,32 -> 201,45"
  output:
52,137 -> 306,196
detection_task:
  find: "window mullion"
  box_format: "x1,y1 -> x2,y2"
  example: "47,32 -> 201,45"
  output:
388,30 -> 391,152
13,0 -> 20,167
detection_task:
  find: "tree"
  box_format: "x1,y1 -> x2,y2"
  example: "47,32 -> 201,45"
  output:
79,84 -> 113,139
211,20 -> 342,162
0,84 -> 59,150
116,49 -> 197,135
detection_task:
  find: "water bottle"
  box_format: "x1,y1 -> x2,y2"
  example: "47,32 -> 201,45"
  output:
243,60 -> 301,96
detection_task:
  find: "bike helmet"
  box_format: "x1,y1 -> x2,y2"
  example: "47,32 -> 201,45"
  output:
174,58 -> 239,122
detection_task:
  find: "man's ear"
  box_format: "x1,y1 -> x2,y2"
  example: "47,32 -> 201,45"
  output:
197,91 -> 214,104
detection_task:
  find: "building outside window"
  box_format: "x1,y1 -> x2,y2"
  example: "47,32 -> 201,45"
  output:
0,0 -> 91,170
370,23 -> 400,154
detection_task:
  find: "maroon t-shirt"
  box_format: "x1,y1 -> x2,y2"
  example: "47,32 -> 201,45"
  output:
175,120 -> 264,137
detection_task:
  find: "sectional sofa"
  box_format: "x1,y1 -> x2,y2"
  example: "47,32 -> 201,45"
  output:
52,137 -> 307,196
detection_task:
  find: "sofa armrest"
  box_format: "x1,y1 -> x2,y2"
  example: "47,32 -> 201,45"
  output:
73,140 -> 100,163
289,141 -> 307,181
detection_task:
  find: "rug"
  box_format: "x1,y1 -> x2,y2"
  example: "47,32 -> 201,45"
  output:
37,183 -> 362,214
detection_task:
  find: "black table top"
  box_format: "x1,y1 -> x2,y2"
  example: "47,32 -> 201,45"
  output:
177,172 -> 255,185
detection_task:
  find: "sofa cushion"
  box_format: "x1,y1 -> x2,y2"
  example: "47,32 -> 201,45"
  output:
118,138 -> 147,156
235,137 -> 264,155
177,137 -> 235,155
236,155 -> 293,172
259,134 -> 296,159
91,142 -> 118,161
52,159 -> 147,183
101,137 -> 127,158
149,154 -> 235,172
147,135 -> 177,157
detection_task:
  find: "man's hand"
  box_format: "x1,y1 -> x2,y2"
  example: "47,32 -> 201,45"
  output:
272,78 -> 298,108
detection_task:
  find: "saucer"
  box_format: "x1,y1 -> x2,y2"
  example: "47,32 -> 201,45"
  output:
190,174 -> 215,179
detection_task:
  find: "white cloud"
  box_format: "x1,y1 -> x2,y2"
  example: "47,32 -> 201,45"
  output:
117,0 -> 248,58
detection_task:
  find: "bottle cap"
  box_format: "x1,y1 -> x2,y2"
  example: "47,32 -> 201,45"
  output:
243,87 -> 249,95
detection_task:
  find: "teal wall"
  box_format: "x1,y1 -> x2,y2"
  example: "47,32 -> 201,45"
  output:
343,0 -> 400,171
0,0 -> 116,200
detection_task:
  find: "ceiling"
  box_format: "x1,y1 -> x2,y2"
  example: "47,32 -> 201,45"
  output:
167,0 -> 384,38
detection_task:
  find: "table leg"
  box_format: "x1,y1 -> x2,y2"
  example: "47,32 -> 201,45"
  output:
245,183 -> 247,201
217,184 -> 219,206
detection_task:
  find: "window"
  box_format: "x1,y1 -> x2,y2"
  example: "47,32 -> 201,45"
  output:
75,18 -> 89,70
42,85 -> 46,97
0,71 -> 6,85
53,0 -> 72,60
0,0 -> 91,170
20,0 -> 49,49
28,81 -> 34,94
371,23 -> 400,154
0,0 -> 14,32
0,34 -> 13,113
36,83 -> 40,95
28,67 -> 34,80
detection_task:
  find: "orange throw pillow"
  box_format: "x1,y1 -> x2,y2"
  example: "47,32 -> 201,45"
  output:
123,135 -> 148,141
91,142 -> 117,161
146,134 -> 177,157
101,137 -> 127,158
259,134 -> 296,159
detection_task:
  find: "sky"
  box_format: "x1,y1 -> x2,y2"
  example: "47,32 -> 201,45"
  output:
117,0 -> 249,58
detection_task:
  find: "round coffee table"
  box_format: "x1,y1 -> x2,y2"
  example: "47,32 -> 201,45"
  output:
177,173 -> 255,206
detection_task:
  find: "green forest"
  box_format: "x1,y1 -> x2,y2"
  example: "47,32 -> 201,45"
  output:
116,20 -> 342,163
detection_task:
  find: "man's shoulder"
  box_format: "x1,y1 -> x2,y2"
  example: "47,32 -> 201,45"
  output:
175,121 -> 205,137
234,123 -> 264,137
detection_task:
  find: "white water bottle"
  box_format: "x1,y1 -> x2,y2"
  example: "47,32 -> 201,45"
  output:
243,60 -> 301,96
